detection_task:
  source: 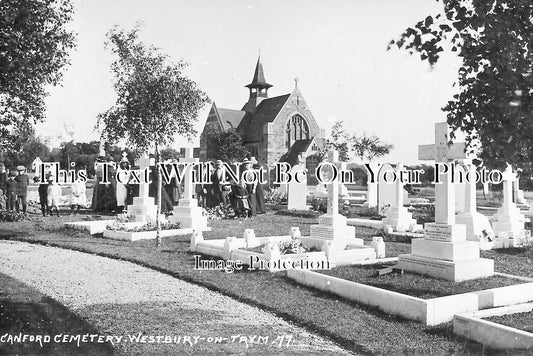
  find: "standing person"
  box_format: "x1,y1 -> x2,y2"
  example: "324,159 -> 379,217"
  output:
15,165 -> 29,213
70,177 -> 86,215
253,164 -> 266,214
230,179 -> 251,218
34,176 -> 49,217
6,172 -> 17,211
47,176 -> 62,217
209,160 -> 230,207
0,162 -> 7,210
242,159 -> 256,217
115,158 -> 130,213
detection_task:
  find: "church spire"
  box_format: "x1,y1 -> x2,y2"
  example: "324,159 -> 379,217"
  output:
245,55 -> 272,90
243,55 -> 272,112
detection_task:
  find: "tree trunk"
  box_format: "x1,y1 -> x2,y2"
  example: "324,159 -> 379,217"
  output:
155,144 -> 162,247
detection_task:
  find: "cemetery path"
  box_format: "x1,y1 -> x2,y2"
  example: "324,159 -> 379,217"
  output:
0,240 -> 354,355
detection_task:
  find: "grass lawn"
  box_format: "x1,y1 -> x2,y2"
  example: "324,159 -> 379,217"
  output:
0,208 -> 531,355
485,312 -> 533,334
0,273 -> 116,355
320,265 -> 524,299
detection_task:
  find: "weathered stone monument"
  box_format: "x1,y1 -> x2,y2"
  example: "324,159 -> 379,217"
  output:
365,162 -> 379,208
381,163 -> 419,232
168,148 -> 208,230
398,122 -> 494,282
287,153 -> 309,210
127,153 -> 160,223
492,164 -> 529,248
454,161 -> 495,250
305,151 -> 356,249
377,163 -> 396,211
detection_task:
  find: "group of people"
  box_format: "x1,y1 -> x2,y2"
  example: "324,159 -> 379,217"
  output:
0,161 -> 87,217
202,159 -> 266,218
0,163 -> 30,213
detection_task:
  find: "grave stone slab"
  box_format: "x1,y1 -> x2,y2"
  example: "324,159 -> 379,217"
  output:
398,122 -> 494,281
381,163 -> 418,232
168,147 -> 208,230
377,163 -> 395,211
454,161 -> 495,250
288,154 -> 309,210
492,164 -> 530,247
126,152 -> 159,223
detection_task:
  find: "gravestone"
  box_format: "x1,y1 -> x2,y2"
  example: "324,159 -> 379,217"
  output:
454,160 -> 495,250
381,163 -> 418,232
31,157 -> 43,178
454,164 -> 466,213
398,122 -> 494,282
513,171 -> 529,208
365,162 -> 379,208
306,150 -> 356,250
168,147 -> 208,230
127,153 -> 160,223
377,163 -> 395,211
288,154 -> 309,210
492,164 -> 529,248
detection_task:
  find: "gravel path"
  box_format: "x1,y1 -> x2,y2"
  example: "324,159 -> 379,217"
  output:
0,241 -> 353,355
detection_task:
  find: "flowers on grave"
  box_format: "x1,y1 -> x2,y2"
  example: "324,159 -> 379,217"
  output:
106,221 -> 181,232
277,237 -> 320,255
265,188 -> 287,205
309,197 -> 350,216
0,209 -> 27,222
203,203 -> 235,220
115,212 -> 130,223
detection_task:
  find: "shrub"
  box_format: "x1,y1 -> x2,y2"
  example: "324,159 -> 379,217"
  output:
0,210 -> 27,222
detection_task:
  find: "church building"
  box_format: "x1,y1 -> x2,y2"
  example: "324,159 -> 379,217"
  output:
199,57 -> 325,167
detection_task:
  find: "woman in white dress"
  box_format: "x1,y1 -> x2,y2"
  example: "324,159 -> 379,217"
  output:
70,178 -> 87,215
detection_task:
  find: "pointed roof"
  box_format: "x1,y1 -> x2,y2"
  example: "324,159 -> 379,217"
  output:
245,56 -> 273,89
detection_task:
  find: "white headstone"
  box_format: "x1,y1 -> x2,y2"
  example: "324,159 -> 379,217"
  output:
377,163 -> 395,211
492,164 -> 529,247
288,154 -> 308,210
366,162 -> 379,208
126,152 -> 159,223
398,122 -> 494,282
168,147 -> 208,231
381,163 -> 418,232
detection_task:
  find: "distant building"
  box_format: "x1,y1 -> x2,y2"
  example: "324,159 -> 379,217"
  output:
199,56 -> 325,167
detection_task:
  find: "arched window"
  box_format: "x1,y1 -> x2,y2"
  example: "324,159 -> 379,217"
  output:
285,114 -> 309,148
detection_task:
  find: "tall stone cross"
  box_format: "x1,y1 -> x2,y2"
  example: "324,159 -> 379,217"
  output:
179,147 -> 198,200
501,164 -> 516,213
392,162 -> 405,210
325,150 -> 342,215
136,153 -> 152,200
418,122 -> 469,225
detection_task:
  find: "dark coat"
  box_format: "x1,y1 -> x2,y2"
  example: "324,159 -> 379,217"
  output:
6,179 -> 17,194
0,171 -> 7,190
15,174 -> 29,196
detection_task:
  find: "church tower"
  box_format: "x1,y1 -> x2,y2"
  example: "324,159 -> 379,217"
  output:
242,56 -> 272,113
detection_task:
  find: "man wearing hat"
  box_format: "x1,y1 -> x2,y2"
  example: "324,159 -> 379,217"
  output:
15,165 -> 29,213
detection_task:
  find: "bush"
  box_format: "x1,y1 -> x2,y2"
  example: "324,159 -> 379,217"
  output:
106,221 -> 180,232
0,210 -> 27,222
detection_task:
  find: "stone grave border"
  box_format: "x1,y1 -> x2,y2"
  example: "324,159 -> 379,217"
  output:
286,269 -> 533,326
192,230 -> 328,273
65,220 -> 115,235
103,227 -> 208,241
453,303 -> 533,350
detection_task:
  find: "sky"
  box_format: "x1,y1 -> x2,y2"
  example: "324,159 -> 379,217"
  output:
37,0 -> 463,163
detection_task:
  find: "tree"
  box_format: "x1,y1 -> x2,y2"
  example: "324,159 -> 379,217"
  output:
351,133 -> 393,162
206,128 -> 249,163
390,0 -> 533,170
325,120 -> 392,162
326,120 -> 350,161
0,0 -> 76,153
99,25 -> 209,246
2,130 -> 51,170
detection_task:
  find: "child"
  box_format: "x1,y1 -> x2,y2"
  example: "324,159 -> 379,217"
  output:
230,179 -> 251,218
70,178 -> 86,215
5,172 -> 17,211
15,165 -> 29,213
33,176 -> 49,217
47,176 -> 62,217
